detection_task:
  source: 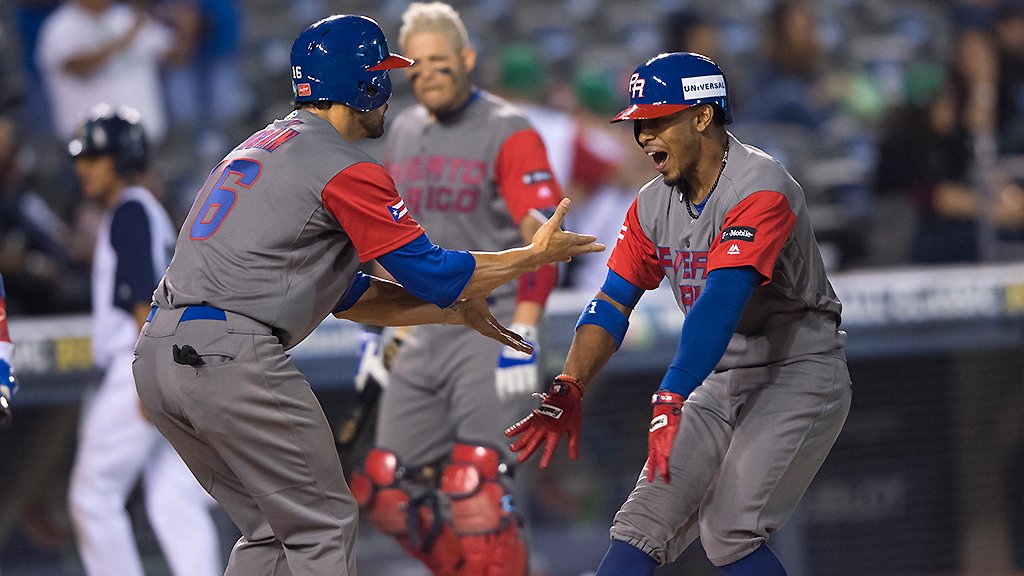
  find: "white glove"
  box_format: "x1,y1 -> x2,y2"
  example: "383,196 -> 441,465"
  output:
495,323 -> 540,401
354,328 -> 389,392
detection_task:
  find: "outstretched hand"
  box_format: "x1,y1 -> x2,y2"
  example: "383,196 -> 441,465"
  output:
450,298 -> 533,355
505,374 -> 584,468
529,199 -> 605,265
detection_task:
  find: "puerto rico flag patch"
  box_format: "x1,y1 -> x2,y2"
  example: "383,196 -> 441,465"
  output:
388,199 -> 408,222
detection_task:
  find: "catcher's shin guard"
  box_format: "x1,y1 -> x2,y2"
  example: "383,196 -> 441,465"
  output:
441,443 -> 528,576
350,449 -> 463,576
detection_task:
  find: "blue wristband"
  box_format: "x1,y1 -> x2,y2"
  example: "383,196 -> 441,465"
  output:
576,298 -> 629,349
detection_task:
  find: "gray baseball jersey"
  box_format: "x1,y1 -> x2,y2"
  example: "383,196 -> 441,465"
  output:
384,89 -> 560,301
136,109 -> 426,576
154,109 -> 424,349
608,132 -> 844,366
604,132 -> 851,566
377,90 -> 561,465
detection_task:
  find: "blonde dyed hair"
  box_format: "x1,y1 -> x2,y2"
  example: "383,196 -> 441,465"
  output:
399,2 -> 471,52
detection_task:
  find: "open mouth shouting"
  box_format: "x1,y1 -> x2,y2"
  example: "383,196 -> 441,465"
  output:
647,149 -> 669,172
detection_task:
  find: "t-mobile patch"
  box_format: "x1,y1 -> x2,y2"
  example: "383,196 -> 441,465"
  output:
721,226 -> 756,242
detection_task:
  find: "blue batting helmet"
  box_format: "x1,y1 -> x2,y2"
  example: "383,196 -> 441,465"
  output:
68,104 -> 148,178
290,15 -> 413,111
611,52 -> 732,124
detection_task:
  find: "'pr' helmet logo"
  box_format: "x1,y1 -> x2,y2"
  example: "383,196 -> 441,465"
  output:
629,73 -> 646,99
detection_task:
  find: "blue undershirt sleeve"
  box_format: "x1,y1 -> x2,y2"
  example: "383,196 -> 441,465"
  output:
333,272 -> 372,314
376,233 -> 476,308
600,269 -> 645,309
659,266 -> 760,397
109,201 -> 157,314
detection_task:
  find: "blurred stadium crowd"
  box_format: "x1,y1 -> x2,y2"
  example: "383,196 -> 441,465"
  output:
1,0 -> 1024,317
2,2 -> 1024,576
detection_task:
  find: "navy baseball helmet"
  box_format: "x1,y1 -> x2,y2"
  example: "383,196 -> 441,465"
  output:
290,14 -> 413,112
68,104 -> 148,178
611,52 -> 732,124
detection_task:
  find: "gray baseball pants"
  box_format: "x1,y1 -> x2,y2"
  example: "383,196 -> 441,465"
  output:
134,306 -> 357,576
610,351 -> 852,567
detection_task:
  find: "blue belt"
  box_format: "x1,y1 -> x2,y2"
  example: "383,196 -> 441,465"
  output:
146,305 -> 227,323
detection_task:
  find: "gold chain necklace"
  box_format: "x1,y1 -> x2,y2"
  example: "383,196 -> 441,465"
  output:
682,140 -> 729,219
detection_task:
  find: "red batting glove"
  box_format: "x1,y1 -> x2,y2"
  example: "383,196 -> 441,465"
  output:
647,390 -> 685,484
505,374 -> 584,469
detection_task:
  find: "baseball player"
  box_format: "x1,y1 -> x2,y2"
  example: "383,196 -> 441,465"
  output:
131,14 -> 601,576
507,52 -> 852,576
66,105 -> 222,576
348,4 -> 562,574
350,3 -> 561,569
0,274 -> 16,429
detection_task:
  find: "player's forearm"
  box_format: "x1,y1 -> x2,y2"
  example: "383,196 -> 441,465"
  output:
457,247 -> 546,298
512,301 -> 543,327
513,214 -> 558,319
335,276 -> 457,326
63,34 -> 135,77
562,291 -> 632,388
561,325 -> 618,388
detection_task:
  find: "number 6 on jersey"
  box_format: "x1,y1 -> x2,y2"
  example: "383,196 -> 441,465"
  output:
189,158 -> 262,240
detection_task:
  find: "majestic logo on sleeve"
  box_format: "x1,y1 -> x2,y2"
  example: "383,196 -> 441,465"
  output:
522,170 -> 552,185
721,226 -> 756,242
388,199 -> 408,222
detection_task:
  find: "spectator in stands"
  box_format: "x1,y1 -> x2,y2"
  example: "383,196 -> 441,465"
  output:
0,115 -> 89,314
748,0 -> 838,130
994,2 -> 1024,154
159,0 -> 251,156
562,67 -> 638,290
874,71 -> 976,263
874,24 -> 1006,264
665,10 -> 721,62
494,44 -> 577,189
664,9 -> 749,110
35,0 -> 197,144
10,1 -> 61,129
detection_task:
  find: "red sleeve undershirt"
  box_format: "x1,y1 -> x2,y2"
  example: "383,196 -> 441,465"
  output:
322,162 -> 425,263
606,198 -> 664,290
496,129 -> 564,306
707,190 -> 796,284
